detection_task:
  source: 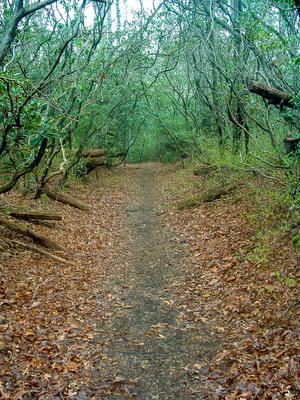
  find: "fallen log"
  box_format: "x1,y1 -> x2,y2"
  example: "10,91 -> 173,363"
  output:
247,80 -> 294,108
0,215 -> 67,252
193,165 -> 217,177
201,185 -> 238,203
85,156 -> 106,169
43,186 -> 89,211
11,240 -> 74,265
1,207 -> 62,221
85,156 -> 107,173
177,185 -> 238,210
82,148 -> 106,158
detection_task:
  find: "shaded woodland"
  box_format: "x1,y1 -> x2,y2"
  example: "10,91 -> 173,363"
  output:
0,1 -> 300,399
0,0 -> 299,188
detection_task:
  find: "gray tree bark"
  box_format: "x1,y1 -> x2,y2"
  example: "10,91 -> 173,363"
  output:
0,0 -> 58,68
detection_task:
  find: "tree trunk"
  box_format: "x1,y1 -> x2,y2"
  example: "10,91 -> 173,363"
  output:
1,208 -> 62,221
247,80 -> 294,108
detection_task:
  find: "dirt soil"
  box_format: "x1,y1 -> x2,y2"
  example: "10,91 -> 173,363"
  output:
0,163 -> 299,399
100,164 -> 219,399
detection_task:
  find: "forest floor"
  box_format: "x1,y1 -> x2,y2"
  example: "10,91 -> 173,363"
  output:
0,163 -> 299,399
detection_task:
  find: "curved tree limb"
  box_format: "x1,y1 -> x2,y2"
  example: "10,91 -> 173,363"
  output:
0,1 -> 58,68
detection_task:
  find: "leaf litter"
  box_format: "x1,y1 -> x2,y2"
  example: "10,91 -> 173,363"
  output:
0,164 -> 299,399
160,165 -> 300,399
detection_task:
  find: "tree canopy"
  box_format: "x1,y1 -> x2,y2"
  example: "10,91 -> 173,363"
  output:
0,0 -> 300,196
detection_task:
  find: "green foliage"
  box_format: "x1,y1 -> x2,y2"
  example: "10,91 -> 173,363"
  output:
274,0 -> 295,5
71,160 -> 89,179
273,271 -> 297,289
292,234 -> 300,249
241,184 -> 289,266
283,277 -> 297,288
0,0 -> 300,198
246,240 -> 271,265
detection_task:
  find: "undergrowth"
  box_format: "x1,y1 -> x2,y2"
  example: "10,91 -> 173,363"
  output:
177,139 -> 300,266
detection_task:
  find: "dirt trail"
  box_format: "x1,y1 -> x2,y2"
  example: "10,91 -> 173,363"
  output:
0,164 -> 219,399
2,163 -> 299,399
101,165 -> 217,399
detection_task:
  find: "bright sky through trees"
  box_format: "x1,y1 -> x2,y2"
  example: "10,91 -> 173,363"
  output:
84,0 -> 158,26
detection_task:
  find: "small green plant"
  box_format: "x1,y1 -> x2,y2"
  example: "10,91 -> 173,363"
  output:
246,243 -> 270,265
273,271 -> 281,279
272,271 -> 297,289
283,277 -> 296,288
39,193 -> 49,203
233,250 -> 244,261
71,160 -> 88,179
292,234 -> 300,249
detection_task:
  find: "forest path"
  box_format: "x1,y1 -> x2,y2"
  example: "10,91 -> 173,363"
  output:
2,163 -> 299,399
100,164 -> 217,399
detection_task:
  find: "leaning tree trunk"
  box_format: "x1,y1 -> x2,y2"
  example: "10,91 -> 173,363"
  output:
247,80 -> 294,108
